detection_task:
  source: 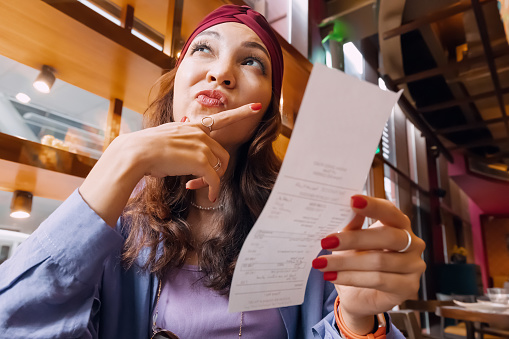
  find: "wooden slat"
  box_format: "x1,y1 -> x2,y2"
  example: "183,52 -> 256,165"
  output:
121,4 -> 135,31
164,0 -> 184,58
103,99 -> 123,150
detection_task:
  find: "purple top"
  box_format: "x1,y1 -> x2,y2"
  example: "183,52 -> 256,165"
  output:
155,264 -> 287,338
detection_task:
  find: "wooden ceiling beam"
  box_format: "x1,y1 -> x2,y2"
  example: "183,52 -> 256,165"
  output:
42,0 -> 175,69
392,45 -> 509,86
435,116 -> 505,134
418,85 -> 509,113
0,133 -> 96,178
383,0 -> 496,40
447,136 -> 509,150
471,0 -> 509,134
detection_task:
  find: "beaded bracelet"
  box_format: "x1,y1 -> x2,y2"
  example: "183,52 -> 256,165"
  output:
334,297 -> 387,339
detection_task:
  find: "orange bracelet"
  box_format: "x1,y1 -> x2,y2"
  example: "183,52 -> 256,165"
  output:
334,296 -> 387,339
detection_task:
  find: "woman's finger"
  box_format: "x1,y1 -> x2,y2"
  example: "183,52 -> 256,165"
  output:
193,102 -> 263,134
321,226 -> 425,253
186,177 -> 208,190
350,195 -> 411,230
321,270 -> 422,297
342,213 -> 365,231
312,251 -> 426,274
196,166 -> 221,202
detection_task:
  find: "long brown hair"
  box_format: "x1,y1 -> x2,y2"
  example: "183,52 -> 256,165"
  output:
122,68 -> 282,293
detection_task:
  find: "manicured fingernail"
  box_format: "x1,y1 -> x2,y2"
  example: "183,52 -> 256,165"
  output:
312,257 -> 328,269
323,272 -> 337,281
250,103 -> 262,111
321,236 -> 339,250
213,198 -> 217,203
180,116 -> 187,122
351,195 -> 368,209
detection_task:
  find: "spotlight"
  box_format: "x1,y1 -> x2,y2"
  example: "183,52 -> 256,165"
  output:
15,92 -> 31,103
33,65 -> 56,93
10,190 -> 33,219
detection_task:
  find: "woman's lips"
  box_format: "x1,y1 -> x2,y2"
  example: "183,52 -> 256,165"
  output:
196,90 -> 228,107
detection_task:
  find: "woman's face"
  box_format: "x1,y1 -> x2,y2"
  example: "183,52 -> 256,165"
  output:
173,22 -> 273,152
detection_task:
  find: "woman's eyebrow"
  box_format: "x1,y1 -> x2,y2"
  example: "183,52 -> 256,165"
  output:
196,30 -> 220,39
242,41 -> 270,59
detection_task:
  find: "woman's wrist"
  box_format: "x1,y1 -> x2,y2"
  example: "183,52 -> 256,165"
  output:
79,135 -> 144,227
339,304 -> 376,335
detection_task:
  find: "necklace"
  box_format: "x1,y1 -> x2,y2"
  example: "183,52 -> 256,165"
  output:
152,279 -> 244,337
190,201 -> 224,211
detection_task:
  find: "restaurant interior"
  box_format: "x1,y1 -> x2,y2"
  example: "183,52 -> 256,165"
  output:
0,0 -> 508,338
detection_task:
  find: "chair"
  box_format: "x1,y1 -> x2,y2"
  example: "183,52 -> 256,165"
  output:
389,310 -> 423,339
399,300 -> 455,339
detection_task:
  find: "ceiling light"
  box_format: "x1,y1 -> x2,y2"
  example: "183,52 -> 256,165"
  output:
10,190 -> 33,219
33,65 -> 56,93
15,92 -> 31,103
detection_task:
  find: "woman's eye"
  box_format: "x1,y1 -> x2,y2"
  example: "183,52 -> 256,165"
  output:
244,57 -> 265,73
191,43 -> 212,54
197,46 -> 210,53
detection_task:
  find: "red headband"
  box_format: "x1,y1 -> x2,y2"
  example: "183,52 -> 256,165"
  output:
176,5 -> 284,98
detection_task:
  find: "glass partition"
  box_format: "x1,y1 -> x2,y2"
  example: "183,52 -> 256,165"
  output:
0,54 -> 144,159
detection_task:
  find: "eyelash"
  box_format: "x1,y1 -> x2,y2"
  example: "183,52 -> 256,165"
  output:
244,55 -> 266,75
190,41 -> 212,54
189,41 -> 267,75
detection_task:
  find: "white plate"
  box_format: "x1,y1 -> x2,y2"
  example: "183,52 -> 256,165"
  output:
454,300 -> 509,312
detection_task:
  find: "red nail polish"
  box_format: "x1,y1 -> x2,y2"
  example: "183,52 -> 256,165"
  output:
250,103 -> 262,111
213,198 -> 217,203
323,272 -> 337,281
351,196 -> 368,209
180,116 -> 187,122
321,236 -> 339,250
312,257 -> 328,269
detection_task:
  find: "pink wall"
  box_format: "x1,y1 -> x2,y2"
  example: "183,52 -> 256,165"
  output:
469,199 -> 488,292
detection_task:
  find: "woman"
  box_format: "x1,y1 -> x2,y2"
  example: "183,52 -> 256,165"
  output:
0,5 -> 425,338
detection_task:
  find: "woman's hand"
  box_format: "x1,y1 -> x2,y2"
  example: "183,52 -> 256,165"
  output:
79,103 -> 260,226
312,195 -> 426,334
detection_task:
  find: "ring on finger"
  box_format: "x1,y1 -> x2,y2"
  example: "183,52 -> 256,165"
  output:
213,158 -> 221,171
201,116 -> 214,132
398,229 -> 412,253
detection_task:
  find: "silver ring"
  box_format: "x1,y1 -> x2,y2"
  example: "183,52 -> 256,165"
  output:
201,116 -> 214,132
212,158 -> 221,171
398,229 -> 412,253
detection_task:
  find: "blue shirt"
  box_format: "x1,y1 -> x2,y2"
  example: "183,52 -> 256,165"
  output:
0,190 -> 402,339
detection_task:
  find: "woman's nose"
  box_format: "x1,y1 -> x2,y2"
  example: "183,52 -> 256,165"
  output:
207,61 -> 236,88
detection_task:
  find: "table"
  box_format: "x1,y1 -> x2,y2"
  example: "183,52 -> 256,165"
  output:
436,306 -> 509,339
